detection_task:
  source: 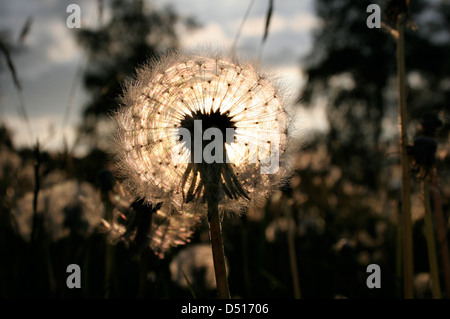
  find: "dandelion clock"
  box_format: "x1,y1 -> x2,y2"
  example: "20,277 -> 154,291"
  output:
112,51 -> 292,298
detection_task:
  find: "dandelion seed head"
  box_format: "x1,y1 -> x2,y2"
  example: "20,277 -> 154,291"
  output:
113,51 -> 292,216
100,191 -> 199,258
14,180 -> 104,241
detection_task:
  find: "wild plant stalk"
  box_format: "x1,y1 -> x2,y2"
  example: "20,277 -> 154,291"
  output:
101,189 -> 114,298
429,179 -> 450,297
396,207 -> 403,296
241,221 -> 251,297
30,142 -> 56,294
286,204 -> 301,299
181,269 -> 198,299
232,0 -> 255,51
31,142 -> 41,243
422,178 -> 441,299
396,14 -> 414,299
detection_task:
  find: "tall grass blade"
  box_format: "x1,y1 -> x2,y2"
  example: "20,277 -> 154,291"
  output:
18,16 -> 33,44
181,269 -> 197,299
232,0 -> 256,52
262,0 -> 273,44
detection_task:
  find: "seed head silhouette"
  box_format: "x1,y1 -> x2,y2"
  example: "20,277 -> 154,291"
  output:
113,51 -> 291,217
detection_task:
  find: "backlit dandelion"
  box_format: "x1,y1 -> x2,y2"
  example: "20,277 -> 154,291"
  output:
100,187 -> 199,259
14,180 -> 103,241
113,51 -> 291,298
114,52 -> 289,213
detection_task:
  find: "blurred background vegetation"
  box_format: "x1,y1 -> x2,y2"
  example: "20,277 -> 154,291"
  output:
1,0 -> 449,299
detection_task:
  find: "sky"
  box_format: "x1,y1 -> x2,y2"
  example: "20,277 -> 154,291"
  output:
0,0 -> 327,152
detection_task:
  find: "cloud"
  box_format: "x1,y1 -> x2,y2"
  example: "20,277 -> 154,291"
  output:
273,65 -> 305,94
0,0 -> 96,79
2,112 -> 77,150
231,10 -> 321,38
289,12 -> 323,32
45,20 -> 79,64
180,22 -> 233,49
233,14 -> 288,38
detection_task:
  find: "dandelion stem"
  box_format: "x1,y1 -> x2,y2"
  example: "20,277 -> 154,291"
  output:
204,164 -> 231,299
208,200 -> 230,299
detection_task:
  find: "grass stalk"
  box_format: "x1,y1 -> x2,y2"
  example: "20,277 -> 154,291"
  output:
286,204 -> 301,299
30,142 -> 56,294
429,177 -> 450,298
396,202 -> 403,295
31,142 -> 41,243
181,268 -> 198,299
396,14 -> 414,299
240,214 -> 251,297
102,190 -> 114,298
423,178 -> 441,298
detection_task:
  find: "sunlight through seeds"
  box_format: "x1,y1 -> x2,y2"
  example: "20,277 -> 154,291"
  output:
113,52 -> 291,216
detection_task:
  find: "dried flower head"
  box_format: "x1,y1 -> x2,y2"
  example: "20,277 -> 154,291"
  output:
101,192 -> 199,259
113,51 -> 291,216
14,180 -> 104,241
